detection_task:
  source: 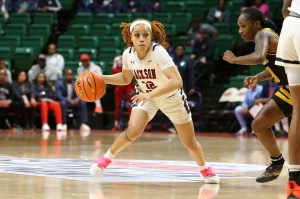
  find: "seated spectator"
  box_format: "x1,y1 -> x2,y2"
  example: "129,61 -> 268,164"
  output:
251,0 -> 269,18
122,0 -> 142,13
77,54 -> 104,113
111,54 -> 134,131
37,0 -> 61,13
55,69 -> 90,131
190,29 -> 215,86
0,0 -> 10,20
161,38 -> 174,57
0,59 -> 12,83
34,72 -> 63,131
46,43 -> 64,80
28,54 -> 58,88
94,0 -> 119,13
14,0 -> 36,13
144,0 -> 162,13
207,0 -> 230,24
188,18 -> 218,45
0,68 -> 22,130
254,79 -> 279,105
77,0 -> 95,12
234,82 -> 263,134
13,71 -> 37,130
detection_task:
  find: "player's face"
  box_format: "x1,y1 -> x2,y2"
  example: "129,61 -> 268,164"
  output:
237,15 -> 259,41
131,24 -> 152,53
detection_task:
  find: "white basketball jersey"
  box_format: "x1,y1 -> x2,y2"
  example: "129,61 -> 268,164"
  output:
122,42 -> 177,100
289,0 -> 300,15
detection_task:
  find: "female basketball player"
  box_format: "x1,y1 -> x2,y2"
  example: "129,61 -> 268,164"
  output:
223,8 -> 292,183
275,0 -> 300,197
89,19 -> 219,184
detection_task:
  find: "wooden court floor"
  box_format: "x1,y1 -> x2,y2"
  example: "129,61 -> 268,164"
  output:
0,130 -> 289,199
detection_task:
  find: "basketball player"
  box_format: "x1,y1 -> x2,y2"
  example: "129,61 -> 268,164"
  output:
89,19 -> 219,184
275,0 -> 300,198
223,8 -> 291,183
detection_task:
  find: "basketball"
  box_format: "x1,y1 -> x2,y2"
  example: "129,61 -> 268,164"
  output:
74,71 -> 106,102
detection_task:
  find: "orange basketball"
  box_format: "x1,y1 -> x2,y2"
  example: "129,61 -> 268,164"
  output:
74,71 -> 106,102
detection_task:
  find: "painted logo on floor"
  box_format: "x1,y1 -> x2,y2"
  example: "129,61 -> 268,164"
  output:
0,156 -> 265,182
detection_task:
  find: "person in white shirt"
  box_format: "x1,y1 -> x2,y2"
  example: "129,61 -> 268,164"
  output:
89,19 -> 219,184
77,54 -> 104,113
275,0 -> 300,196
46,43 -> 64,79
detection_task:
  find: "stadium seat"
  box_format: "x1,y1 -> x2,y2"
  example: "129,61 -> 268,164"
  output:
60,0 -> 75,10
56,48 -> 75,62
0,47 -> 13,61
32,13 -> 54,25
14,47 -> 34,71
0,36 -> 21,48
89,24 -> 110,37
65,24 -> 90,38
77,36 -> 99,49
111,13 -> 132,24
3,24 -> 27,37
214,34 -> 235,58
98,36 -> 120,50
171,13 -> 191,35
185,1 -> 206,19
57,35 -> 76,48
71,12 -> 93,25
152,13 -> 172,25
163,2 -> 185,13
213,22 -> 232,35
163,24 -> 176,36
28,24 -> 51,40
172,35 -> 189,46
21,36 -> 44,56
98,49 -> 121,63
132,13 -> 152,21
65,61 -> 80,75
110,23 -> 123,37
9,13 -> 31,25
93,13 -> 110,24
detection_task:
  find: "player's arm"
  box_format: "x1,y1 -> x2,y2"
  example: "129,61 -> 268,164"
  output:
148,66 -> 183,99
102,69 -> 133,86
244,69 -> 272,89
223,31 -> 269,65
282,0 -> 292,18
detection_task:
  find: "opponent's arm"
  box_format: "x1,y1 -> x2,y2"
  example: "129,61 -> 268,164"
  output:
223,31 -> 269,65
282,0 -> 292,18
102,70 -> 133,86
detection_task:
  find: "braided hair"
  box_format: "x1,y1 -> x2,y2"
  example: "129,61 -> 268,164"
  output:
241,8 -> 277,33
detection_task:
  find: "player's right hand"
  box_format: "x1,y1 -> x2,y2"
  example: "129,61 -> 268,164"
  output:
244,76 -> 257,89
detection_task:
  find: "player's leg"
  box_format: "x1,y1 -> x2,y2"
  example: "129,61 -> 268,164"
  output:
90,101 -> 158,178
252,99 -> 286,182
174,121 -> 219,184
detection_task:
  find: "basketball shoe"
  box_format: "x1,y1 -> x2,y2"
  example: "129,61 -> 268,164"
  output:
90,156 -> 111,178
200,167 -> 220,184
287,181 -> 300,199
256,162 -> 283,183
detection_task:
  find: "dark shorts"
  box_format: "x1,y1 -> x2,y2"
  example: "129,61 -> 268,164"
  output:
272,87 -> 293,117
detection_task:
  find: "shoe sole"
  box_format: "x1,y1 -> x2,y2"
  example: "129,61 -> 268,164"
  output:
204,176 -> 220,184
90,163 -> 104,178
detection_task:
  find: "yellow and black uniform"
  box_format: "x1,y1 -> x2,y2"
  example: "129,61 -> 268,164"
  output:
262,28 -> 292,116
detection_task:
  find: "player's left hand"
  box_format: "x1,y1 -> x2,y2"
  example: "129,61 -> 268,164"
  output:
131,93 -> 150,106
223,50 -> 236,64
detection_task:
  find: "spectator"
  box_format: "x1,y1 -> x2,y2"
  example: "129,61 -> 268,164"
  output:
28,54 -> 58,85
0,0 -> 10,20
234,82 -> 263,134
14,0 -> 36,13
0,59 -> 12,83
0,68 -> 22,130
144,0 -> 162,13
37,0 -> 61,13
190,29 -> 215,85
46,43 -> 64,80
77,54 -> 104,113
77,0 -> 95,12
111,54 -> 134,131
122,0 -> 142,13
34,72 -> 63,131
13,71 -> 37,130
254,79 -> 279,105
251,0 -> 269,18
94,0 -> 119,13
188,18 -> 218,45
161,38 -> 174,57
55,69 -> 90,131
207,0 -> 230,23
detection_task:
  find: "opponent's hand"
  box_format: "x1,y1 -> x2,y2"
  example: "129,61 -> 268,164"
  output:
131,92 -> 150,106
223,50 -> 236,64
244,76 -> 257,89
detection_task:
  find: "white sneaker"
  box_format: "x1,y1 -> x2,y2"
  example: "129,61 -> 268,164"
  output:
61,124 -> 67,131
56,124 -> 63,131
80,123 -> 90,131
236,127 -> 247,135
42,124 -> 50,131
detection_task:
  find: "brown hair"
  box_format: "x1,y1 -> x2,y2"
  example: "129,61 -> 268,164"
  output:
120,19 -> 166,47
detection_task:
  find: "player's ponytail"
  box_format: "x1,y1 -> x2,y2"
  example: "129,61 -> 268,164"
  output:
241,8 -> 278,33
120,22 -> 133,46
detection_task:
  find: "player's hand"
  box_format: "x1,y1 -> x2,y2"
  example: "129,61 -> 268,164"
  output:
244,76 -> 257,89
223,50 -> 236,64
131,93 -> 150,106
